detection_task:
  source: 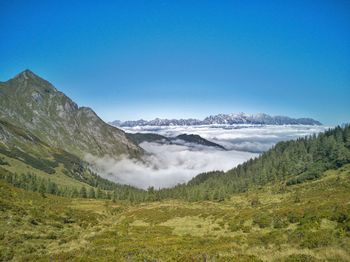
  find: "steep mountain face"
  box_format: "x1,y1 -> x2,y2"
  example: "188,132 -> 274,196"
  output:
0,70 -> 142,159
111,113 -> 321,127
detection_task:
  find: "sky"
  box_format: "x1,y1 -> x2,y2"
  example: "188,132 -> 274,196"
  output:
0,0 -> 349,125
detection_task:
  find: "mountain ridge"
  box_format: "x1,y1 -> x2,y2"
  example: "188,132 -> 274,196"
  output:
111,112 -> 322,127
0,70 -> 142,159
126,132 -> 226,150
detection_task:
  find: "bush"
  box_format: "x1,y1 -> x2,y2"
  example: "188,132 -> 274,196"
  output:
253,213 -> 272,228
0,157 -> 9,166
301,231 -> 332,248
273,217 -> 288,228
228,221 -> 241,232
0,247 -> 14,261
287,212 -> 301,224
251,196 -> 260,207
284,254 -> 318,262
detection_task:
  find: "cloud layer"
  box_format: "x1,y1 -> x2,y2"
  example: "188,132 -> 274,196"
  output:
86,142 -> 256,189
89,125 -> 328,189
123,125 -> 329,153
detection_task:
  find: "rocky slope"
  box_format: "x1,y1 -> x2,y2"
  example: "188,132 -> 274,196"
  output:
0,70 -> 142,159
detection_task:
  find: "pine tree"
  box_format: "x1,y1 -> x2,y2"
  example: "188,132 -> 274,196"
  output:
97,187 -> 103,199
88,187 -> 96,198
38,181 -> 46,194
71,188 -> 79,198
80,186 -> 87,198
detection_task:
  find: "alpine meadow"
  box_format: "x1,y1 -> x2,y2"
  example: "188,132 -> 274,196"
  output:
1,1 -> 350,261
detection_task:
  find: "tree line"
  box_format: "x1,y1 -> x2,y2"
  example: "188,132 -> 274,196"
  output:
1,125 -> 349,203
155,125 -> 350,201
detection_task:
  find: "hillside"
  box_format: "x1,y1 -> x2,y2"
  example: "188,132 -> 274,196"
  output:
0,118 -> 147,199
1,164 -> 349,261
0,70 -> 142,159
0,101 -> 349,261
156,125 -> 350,201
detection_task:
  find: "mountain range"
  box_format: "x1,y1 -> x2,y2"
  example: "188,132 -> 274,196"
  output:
1,70 -> 349,261
111,113 -> 321,127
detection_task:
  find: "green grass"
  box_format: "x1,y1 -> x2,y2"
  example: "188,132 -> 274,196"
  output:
0,154 -> 89,189
1,165 -> 350,261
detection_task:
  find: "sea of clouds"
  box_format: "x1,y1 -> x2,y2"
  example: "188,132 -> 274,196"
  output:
88,125 -> 328,189
123,125 -> 329,153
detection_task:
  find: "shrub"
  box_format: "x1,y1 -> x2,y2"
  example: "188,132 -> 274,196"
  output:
284,254 -> 318,262
253,213 -> 272,228
251,196 -> 260,207
298,229 -> 334,249
273,217 -> 288,228
287,212 -> 301,224
0,157 -> 9,166
0,247 -> 14,261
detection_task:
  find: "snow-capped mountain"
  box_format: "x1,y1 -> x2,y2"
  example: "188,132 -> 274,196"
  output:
110,113 -> 322,127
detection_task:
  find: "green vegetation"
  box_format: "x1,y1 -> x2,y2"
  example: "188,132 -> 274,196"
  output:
1,124 -> 350,204
0,100 -> 349,261
156,125 -> 350,201
0,165 -> 349,261
0,118 -> 148,202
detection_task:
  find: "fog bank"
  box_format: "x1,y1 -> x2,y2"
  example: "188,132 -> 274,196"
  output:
87,125 -> 327,189
86,142 -> 257,189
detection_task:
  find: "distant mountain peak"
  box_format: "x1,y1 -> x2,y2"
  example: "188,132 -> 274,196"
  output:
111,113 -> 322,127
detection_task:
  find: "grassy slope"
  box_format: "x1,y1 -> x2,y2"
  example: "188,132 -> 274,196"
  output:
0,119 -> 147,199
0,118 -> 91,188
1,165 -> 349,261
0,153 -> 89,189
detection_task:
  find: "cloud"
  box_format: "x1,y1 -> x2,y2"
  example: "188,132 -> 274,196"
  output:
122,125 -> 329,153
86,142 -> 257,189
87,125 -> 329,189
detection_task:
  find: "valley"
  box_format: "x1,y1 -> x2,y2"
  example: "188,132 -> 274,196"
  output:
2,2 -> 349,261
0,71 -> 349,261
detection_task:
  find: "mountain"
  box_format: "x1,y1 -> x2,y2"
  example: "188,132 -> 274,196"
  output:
0,70 -> 142,159
202,113 -> 322,125
174,134 -> 226,150
0,118 -> 101,184
1,125 -> 350,261
126,132 -> 226,150
111,112 -> 322,127
126,132 -> 171,144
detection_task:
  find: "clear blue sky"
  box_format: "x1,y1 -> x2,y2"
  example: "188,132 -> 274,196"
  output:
1,0 -> 349,125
